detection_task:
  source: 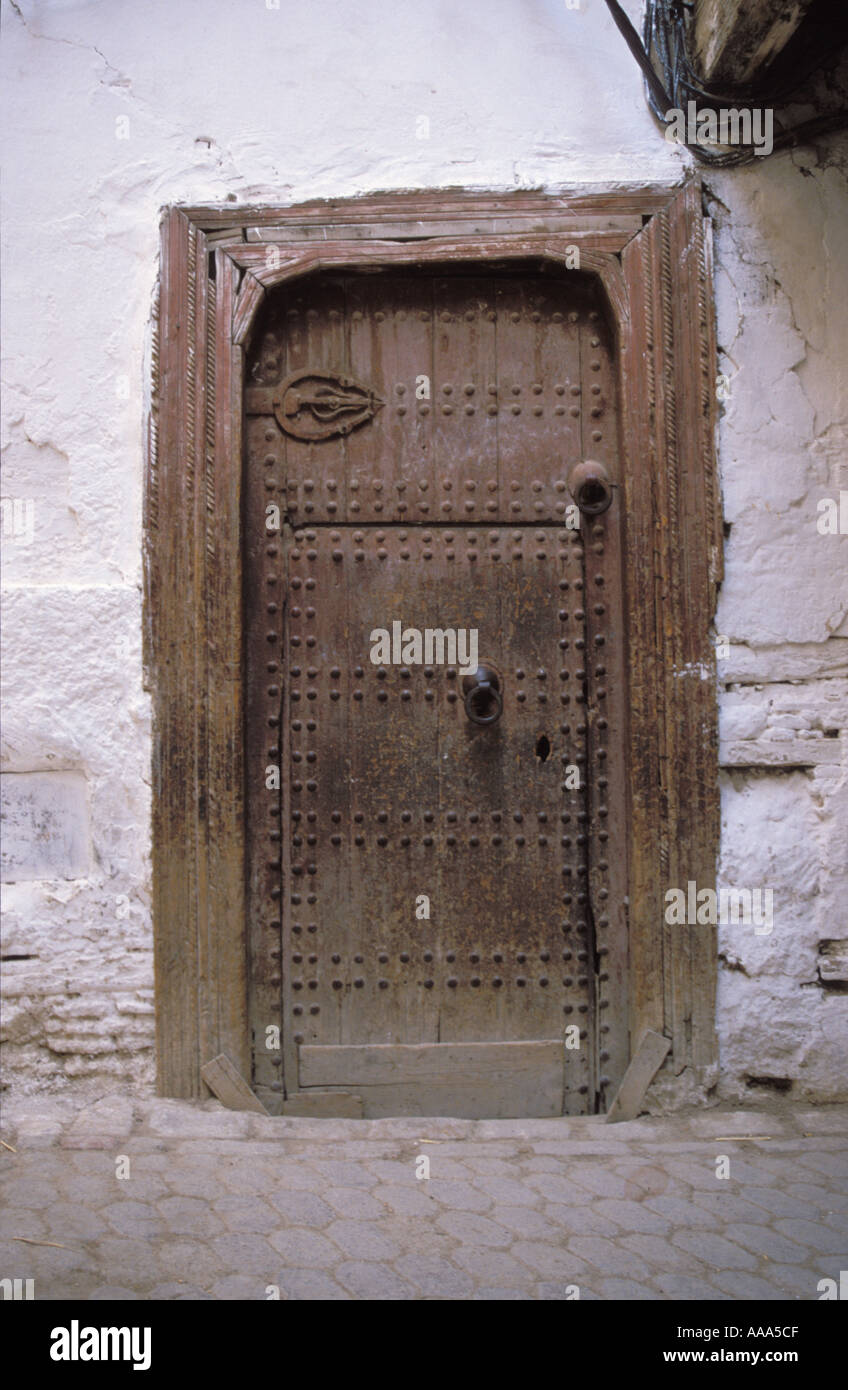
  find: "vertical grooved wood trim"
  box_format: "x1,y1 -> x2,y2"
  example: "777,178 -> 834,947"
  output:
149,208 -> 201,1095
699,211 -> 724,592
620,225 -> 665,1047
192,232 -> 211,1085
206,248 -> 249,1078
620,184 -> 721,1079
678,185 -> 720,1071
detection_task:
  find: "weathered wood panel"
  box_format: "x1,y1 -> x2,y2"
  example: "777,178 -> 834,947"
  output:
606,1029 -> 671,1124
205,250 -> 249,1081
691,0 -> 814,87
201,1054 -> 269,1114
147,209 -> 202,1096
300,1041 -> 565,1118
620,183 -> 720,1081
183,188 -> 673,233
300,1038 -> 563,1084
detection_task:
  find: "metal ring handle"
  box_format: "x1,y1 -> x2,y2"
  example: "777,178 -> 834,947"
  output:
463,680 -> 504,726
568,459 -> 613,516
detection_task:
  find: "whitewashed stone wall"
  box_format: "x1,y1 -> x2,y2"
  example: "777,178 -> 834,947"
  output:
1,0 -> 846,1104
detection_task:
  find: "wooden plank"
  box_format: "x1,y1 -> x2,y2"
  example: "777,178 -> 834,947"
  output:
201,1054 -> 269,1114
353,1086 -> 555,1119
191,229 -> 212,1095
317,1078 -> 561,1120
207,250 -> 249,1079
605,1029 -> 671,1124
282,1093 -> 364,1118
579,297 -> 628,1110
240,218 -> 636,246
619,216 -> 666,1057
229,234 -> 632,281
301,1040 -> 562,1087
670,185 -> 720,1076
618,185 -> 721,1087
182,188 -> 673,233
654,203 -> 689,1077
691,0 -> 814,86
243,286 -> 286,1104
302,1042 -> 565,1116
149,208 -> 201,1098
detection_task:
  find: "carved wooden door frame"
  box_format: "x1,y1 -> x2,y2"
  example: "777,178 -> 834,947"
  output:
145,183 -> 722,1103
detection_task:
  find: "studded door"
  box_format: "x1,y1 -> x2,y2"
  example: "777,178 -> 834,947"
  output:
244,270 -> 626,1118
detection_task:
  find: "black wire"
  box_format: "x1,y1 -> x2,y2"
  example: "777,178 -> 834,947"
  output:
646,0 -> 848,166
602,0 -> 848,168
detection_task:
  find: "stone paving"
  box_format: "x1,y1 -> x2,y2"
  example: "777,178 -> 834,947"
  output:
1,1096 -> 846,1300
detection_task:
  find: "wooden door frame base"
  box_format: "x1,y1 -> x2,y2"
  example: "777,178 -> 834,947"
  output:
145,182 -> 721,1105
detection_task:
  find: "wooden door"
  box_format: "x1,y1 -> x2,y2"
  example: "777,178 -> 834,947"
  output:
244,269 -> 625,1117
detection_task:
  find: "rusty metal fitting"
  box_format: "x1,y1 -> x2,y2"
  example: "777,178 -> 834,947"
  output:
568,459 -> 614,515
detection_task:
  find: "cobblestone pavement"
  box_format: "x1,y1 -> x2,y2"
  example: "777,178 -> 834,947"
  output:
1,1097 -> 846,1301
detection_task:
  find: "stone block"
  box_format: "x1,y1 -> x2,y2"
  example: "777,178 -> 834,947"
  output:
61,1094 -> 136,1147
1,771 -> 89,881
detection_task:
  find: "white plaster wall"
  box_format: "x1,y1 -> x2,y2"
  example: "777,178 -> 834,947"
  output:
1,0 -> 846,1104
